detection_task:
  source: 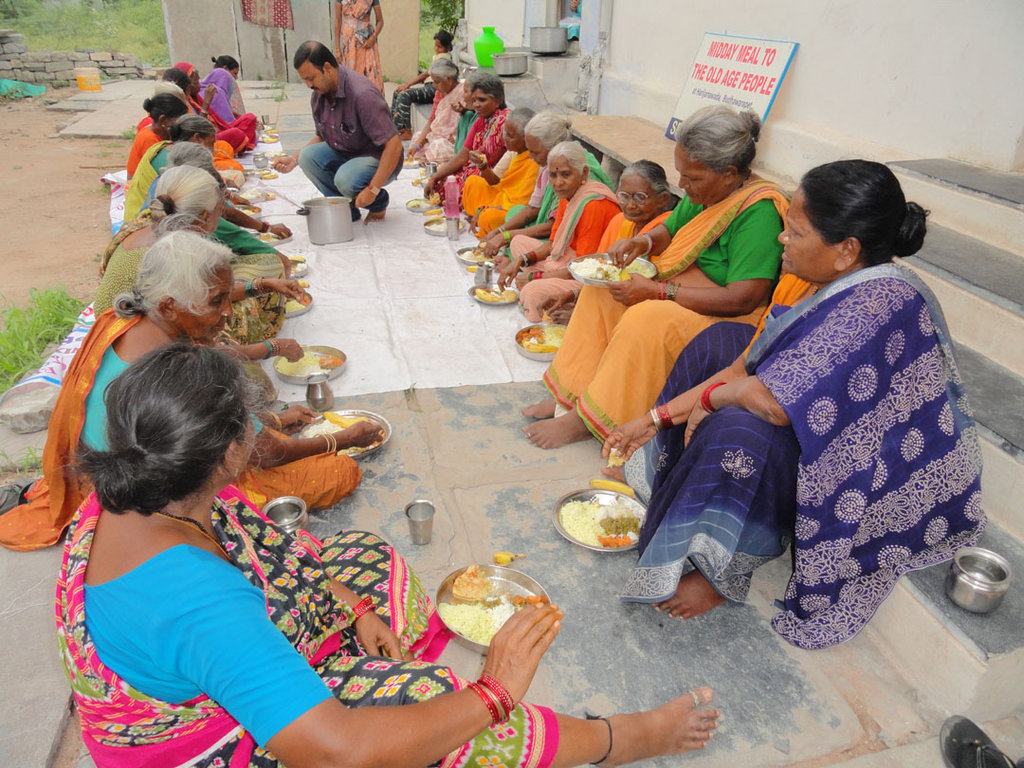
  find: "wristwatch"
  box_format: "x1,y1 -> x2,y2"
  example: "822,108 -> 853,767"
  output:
367,185 -> 381,198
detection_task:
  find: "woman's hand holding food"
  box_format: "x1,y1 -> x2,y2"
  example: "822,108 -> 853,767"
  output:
608,275 -> 659,306
264,278 -> 307,302
355,610 -> 410,660
335,421 -> 385,449
468,150 -> 487,169
482,603 -> 562,704
272,338 -> 305,362
423,176 -> 438,197
603,414 -> 659,462
607,236 -> 647,267
482,232 -> 506,258
497,258 -> 520,290
268,222 -> 292,239
279,404 -> 318,433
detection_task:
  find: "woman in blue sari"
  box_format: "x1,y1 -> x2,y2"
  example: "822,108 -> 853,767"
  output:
604,160 -> 985,649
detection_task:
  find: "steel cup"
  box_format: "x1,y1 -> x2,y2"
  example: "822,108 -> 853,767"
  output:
405,499 -> 435,545
253,152 -> 269,170
474,262 -> 494,285
305,372 -> 335,412
446,217 -> 461,241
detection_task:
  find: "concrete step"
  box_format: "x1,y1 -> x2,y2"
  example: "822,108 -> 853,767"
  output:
866,520 -> 1024,724
902,223 -> 1024,378
890,159 -> 1024,258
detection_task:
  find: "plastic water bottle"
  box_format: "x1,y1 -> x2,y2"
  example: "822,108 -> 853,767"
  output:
443,176 -> 460,218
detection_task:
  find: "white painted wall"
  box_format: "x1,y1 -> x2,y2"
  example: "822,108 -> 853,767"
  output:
465,0 -> 527,50
597,0 -> 1024,178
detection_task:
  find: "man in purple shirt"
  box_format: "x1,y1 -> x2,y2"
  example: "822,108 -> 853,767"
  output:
273,41 -> 402,222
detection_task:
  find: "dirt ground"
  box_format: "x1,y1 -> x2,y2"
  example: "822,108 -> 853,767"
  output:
0,86 -> 129,312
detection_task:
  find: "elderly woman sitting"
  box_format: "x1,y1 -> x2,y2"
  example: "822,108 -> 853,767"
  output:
175,60 -> 258,151
497,140 -> 620,322
541,159 -> 679,325
479,112 -> 614,260
462,107 -> 540,239
524,105 -> 788,449
0,232 -> 378,552
603,160 -> 984,650
424,71 -> 509,204
97,162 -> 302,346
405,57 -> 465,165
56,340 -> 719,766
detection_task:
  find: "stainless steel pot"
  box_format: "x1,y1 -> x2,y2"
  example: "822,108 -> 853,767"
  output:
530,26 -> 568,54
297,197 -> 353,245
945,546 -> 1012,613
492,53 -> 528,76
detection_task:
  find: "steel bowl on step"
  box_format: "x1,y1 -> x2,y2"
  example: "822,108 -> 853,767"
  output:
492,53 -> 528,76
945,546 -> 1012,613
530,26 -> 568,54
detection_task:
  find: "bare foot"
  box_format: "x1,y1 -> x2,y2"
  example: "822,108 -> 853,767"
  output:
522,410 -> 591,449
601,465 -> 626,482
604,687 -> 719,765
522,397 -> 556,419
364,209 -> 387,223
654,570 -> 726,619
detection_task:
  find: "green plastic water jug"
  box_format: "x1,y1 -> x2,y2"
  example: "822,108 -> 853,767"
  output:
473,26 -> 505,67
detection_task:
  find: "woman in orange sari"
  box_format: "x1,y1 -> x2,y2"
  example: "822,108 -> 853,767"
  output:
523,106 -> 788,448
463,107 -> 540,238
537,159 -> 678,325
497,141 -> 620,321
0,232 -> 378,552
126,93 -> 188,177
334,0 -> 384,91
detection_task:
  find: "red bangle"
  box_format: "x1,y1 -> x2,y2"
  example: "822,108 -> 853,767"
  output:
478,674 -> 515,718
655,403 -> 673,430
351,595 -> 374,621
261,220 -> 270,233
700,382 -> 727,414
468,682 -> 503,724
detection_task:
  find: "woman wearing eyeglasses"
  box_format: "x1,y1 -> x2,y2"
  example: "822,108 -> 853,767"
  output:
522,106 -> 788,449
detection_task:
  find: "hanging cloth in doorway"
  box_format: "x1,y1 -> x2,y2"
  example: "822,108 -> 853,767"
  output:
240,0 -> 295,29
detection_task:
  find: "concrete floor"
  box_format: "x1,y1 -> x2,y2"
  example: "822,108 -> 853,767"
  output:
4,77 -> 1022,767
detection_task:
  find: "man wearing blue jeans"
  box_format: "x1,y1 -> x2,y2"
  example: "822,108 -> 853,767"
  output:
272,41 -> 402,222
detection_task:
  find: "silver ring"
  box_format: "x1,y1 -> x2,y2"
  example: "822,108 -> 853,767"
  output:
689,689 -> 701,710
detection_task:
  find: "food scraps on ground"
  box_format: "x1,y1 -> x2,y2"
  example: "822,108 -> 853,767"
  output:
493,551 -> 526,566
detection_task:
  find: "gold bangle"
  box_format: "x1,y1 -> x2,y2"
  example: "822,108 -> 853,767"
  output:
269,412 -> 282,430
323,433 -> 337,454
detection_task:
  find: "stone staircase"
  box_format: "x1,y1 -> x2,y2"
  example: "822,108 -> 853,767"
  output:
862,158 -> 1024,724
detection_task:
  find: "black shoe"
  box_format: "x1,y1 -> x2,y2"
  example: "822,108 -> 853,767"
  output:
941,715 -> 1018,768
0,478 -> 35,516
349,202 -> 362,222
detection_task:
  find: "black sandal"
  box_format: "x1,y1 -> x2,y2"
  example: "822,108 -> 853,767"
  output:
941,715 -> 1020,768
0,478 -> 34,516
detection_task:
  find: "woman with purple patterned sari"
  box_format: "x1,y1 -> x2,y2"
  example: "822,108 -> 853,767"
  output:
605,160 -> 985,649
57,344 -> 720,767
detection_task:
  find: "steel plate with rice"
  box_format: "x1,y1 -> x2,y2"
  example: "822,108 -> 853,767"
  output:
406,198 -> 434,213
272,345 -> 346,384
455,245 -> 493,266
568,255 -> 657,287
553,489 -> 647,552
284,293 -> 313,317
424,217 -> 465,237
288,256 -> 308,278
258,232 -> 293,246
515,323 -> 567,361
436,565 -> 550,653
300,409 -> 391,458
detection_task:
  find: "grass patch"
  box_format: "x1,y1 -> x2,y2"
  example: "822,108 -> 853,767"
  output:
0,287 -> 84,393
6,0 -> 169,66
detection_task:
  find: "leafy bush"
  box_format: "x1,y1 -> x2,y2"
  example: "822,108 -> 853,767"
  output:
420,0 -> 463,37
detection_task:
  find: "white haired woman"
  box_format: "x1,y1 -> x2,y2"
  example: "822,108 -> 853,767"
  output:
523,106 -> 788,449
405,57 -> 465,164
496,140 -> 620,321
0,231 -> 377,552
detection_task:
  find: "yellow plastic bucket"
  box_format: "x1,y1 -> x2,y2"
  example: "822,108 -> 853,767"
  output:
74,66 -> 101,91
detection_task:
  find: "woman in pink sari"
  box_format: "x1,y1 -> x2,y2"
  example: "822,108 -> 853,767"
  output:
57,343 -> 719,767
406,57 -> 464,165
498,141 -> 621,321
424,72 -> 509,206
334,0 -> 384,91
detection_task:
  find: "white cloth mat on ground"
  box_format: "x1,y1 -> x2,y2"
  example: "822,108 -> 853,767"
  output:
242,150 -> 548,401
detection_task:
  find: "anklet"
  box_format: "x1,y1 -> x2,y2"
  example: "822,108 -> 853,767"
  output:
585,713 -> 613,765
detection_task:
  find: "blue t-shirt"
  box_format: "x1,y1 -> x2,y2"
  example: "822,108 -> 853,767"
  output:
85,545 -> 332,745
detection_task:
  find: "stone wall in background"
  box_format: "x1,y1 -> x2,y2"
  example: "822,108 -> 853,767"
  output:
0,30 -> 144,85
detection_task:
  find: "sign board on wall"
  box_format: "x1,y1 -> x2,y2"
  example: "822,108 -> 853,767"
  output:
666,33 -> 798,140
